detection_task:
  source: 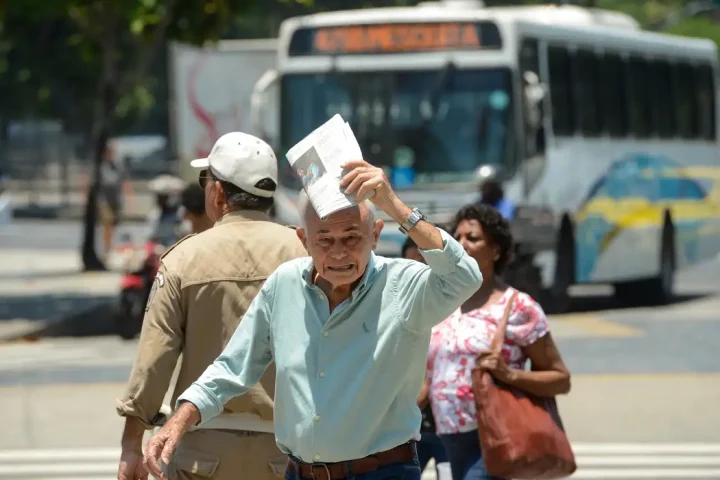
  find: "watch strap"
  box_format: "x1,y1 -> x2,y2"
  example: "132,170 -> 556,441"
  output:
399,207 -> 426,234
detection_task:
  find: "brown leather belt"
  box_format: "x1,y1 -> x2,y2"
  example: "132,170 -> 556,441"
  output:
286,443 -> 415,480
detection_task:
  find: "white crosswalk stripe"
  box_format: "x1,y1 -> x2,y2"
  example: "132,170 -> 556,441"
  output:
1,444 -> 719,479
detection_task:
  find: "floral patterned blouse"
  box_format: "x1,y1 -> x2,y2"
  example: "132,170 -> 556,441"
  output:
426,288 -> 550,435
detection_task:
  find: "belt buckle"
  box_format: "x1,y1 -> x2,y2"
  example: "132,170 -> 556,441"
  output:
310,462 -> 332,480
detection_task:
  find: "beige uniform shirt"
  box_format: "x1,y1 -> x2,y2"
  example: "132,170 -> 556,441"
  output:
116,210 -> 307,428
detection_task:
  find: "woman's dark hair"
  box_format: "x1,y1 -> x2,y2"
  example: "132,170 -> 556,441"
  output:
401,236 -> 417,257
400,222 -> 438,258
450,203 -> 514,274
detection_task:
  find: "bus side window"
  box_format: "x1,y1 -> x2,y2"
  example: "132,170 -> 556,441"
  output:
627,55 -> 652,139
547,44 -> 576,137
649,60 -> 676,139
599,52 -> 628,138
695,64 -> 716,142
673,62 -> 700,140
574,48 -> 603,137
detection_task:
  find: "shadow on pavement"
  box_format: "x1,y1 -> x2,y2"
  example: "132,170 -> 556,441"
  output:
0,293 -> 116,340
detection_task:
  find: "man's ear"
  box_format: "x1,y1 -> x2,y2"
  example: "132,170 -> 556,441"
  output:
371,219 -> 384,250
296,227 -> 308,251
213,181 -> 225,210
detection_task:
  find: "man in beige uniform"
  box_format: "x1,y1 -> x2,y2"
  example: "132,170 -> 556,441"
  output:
116,132 -> 307,480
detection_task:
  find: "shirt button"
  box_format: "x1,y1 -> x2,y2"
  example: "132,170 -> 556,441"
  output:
322,331 -> 329,337
314,454 -> 321,461
315,415 -> 321,422
319,371 -> 325,378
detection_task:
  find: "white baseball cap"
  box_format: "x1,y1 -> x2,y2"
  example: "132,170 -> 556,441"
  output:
190,132 -> 278,198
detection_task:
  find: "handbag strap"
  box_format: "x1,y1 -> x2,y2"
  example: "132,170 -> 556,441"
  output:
490,289 -> 519,355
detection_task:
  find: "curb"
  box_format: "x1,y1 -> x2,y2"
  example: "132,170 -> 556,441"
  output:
0,299 -> 117,343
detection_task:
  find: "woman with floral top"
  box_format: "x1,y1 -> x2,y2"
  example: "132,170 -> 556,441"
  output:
421,204 -> 571,480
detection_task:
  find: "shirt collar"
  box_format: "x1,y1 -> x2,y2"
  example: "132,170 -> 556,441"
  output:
215,210 -> 270,226
302,252 -> 379,298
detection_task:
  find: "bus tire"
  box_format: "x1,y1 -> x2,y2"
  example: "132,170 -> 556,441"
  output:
542,222 -> 574,314
615,218 -> 675,306
504,251 -> 544,303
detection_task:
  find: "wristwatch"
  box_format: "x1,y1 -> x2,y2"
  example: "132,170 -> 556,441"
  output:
399,207 -> 427,234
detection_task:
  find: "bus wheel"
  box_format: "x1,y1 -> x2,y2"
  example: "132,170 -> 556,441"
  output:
615,220 -> 675,306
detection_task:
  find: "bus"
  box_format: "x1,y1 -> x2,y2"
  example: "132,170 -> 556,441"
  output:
250,0 -> 720,311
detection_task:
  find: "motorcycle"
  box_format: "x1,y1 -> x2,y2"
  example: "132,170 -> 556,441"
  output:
113,237 -> 167,340
113,174 -> 187,340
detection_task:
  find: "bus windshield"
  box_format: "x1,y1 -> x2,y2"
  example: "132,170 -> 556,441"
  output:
279,68 -> 514,190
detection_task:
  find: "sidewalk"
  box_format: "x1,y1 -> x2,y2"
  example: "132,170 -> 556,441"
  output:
7,179 -> 157,222
0,249 -> 121,341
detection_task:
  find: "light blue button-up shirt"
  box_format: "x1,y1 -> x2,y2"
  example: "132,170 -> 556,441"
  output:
177,229 -> 482,463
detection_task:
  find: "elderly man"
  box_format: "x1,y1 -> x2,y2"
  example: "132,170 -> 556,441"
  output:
116,132 -> 307,480
143,159 -> 483,480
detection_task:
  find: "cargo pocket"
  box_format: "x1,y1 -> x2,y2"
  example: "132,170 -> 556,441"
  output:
171,445 -> 221,478
267,454 -> 289,478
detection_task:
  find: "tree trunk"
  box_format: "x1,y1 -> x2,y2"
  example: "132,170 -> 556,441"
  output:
81,43 -> 119,271
80,125 -> 111,271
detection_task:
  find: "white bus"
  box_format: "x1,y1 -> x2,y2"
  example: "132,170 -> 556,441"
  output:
250,0 -> 720,310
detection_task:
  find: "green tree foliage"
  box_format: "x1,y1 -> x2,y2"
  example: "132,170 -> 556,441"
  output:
0,0 -> 292,270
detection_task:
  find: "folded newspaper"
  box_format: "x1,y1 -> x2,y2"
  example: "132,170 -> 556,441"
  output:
285,114 -> 364,220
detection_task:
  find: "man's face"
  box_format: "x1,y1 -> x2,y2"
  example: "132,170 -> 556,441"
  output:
297,203 -> 383,288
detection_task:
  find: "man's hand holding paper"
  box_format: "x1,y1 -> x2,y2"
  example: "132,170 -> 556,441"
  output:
340,159 -> 396,211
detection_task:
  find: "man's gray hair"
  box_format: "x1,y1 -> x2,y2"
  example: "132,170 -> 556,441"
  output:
297,189 -> 375,228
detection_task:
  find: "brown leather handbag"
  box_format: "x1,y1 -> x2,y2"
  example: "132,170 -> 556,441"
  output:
471,291 -> 577,479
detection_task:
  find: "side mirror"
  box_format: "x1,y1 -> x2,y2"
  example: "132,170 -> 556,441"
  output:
522,71 -> 546,157
522,71 -> 545,132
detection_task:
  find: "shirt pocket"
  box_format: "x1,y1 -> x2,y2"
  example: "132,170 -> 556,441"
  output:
171,445 -> 220,477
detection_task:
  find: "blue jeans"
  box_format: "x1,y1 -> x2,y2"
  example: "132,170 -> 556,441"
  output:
285,447 -> 421,480
417,431 -> 448,472
439,431 -> 504,480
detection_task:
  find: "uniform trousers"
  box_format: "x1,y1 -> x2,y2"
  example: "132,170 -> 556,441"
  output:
167,429 -> 286,480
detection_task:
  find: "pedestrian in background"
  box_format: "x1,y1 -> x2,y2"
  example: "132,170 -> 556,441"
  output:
477,180 -> 514,222
116,132 -> 308,480
426,204 -> 570,480
142,159 -> 483,480
179,183 -> 213,235
96,142 -> 134,261
402,236 -> 450,477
